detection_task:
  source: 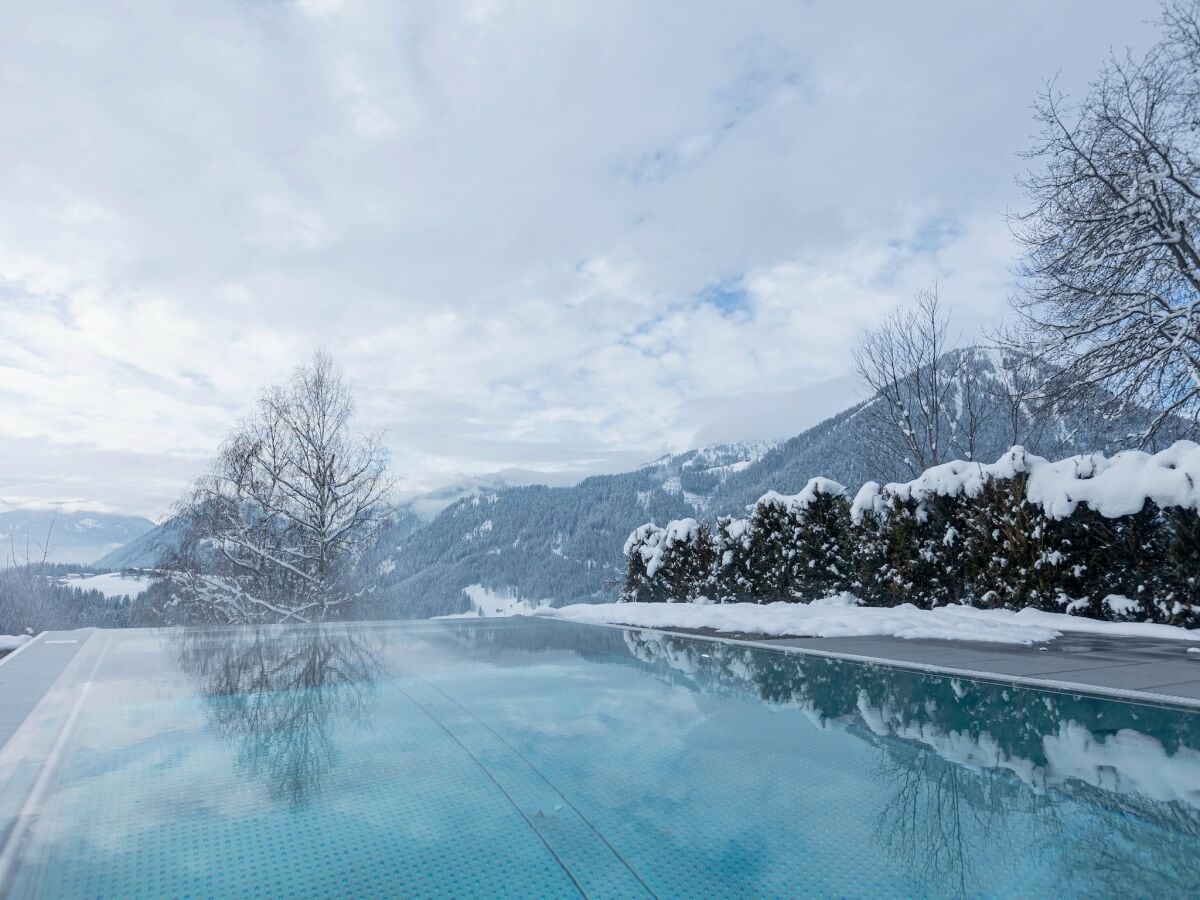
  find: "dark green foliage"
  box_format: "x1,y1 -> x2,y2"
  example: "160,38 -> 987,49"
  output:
848,504 -> 891,606
1086,503 -> 1170,619
882,497 -> 964,609
961,474 -> 1062,611
621,521 -> 717,603
742,500 -> 801,602
848,491 -> 970,610
793,493 -> 855,598
621,525 -> 670,603
710,517 -> 753,603
674,522 -> 717,602
1162,508 -> 1200,625
626,471 -> 1200,625
737,487 -> 857,603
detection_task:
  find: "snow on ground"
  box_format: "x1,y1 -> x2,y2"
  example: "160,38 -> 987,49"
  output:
439,583 -> 553,618
533,594 -> 1200,645
0,634 -> 30,652
58,572 -> 153,599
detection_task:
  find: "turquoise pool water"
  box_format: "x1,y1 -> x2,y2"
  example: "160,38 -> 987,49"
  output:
1,618 -> 1198,897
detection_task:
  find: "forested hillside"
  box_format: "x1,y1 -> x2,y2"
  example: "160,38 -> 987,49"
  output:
370,349 -> 1186,616
369,443 -> 773,616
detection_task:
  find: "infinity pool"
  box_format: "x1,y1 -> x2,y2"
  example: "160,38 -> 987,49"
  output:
1,618 -> 1198,896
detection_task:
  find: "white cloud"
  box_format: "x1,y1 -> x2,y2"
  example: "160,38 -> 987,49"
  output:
0,0 -> 1160,514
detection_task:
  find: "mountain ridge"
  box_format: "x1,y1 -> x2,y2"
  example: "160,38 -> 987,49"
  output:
96,348 -> 1175,615
369,348 -> 1163,615
0,510 -> 156,567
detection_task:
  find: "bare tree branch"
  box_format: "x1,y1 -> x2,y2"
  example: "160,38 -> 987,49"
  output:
853,285 -> 977,479
159,352 -> 394,624
1009,8 -> 1200,443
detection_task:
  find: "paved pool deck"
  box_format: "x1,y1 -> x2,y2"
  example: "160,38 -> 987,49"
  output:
650,626 -> 1200,709
0,630 -> 93,751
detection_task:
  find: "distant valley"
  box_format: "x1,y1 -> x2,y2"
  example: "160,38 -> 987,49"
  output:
0,509 -> 156,567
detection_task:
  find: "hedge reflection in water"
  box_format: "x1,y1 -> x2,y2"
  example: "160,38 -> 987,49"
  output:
617,628 -> 1200,896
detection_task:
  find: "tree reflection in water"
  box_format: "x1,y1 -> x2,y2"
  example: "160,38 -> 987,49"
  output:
163,618 -> 1200,892
616,627 -> 1200,896
1063,782 -> 1200,896
171,625 -> 386,804
874,749 -> 1001,895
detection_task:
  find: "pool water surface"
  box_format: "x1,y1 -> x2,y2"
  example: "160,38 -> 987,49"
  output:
0,618 -> 1198,896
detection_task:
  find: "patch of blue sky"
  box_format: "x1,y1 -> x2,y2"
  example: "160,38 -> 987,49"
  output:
699,279 -> 752,317
908,214 -> 964,255
871,213 -> 965,290
621,49 -> 805,188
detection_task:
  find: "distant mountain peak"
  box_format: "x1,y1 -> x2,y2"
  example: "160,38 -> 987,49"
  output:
0,509 -> 156,567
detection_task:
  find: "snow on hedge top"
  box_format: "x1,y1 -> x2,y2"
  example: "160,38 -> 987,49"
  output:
851,440 -> 1200,522
624,518 -> 702,576
753,477 -> 846,514
1029,441 -> 1200,519
851,481 -> 886,524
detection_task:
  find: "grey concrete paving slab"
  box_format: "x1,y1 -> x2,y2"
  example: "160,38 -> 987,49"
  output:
767,636 -> 1022,661
0,630 -> 93,751
1142,679 -> 1200,700
1044,662 -> 1200,691
673,628 -> 1200,709
939,656 -> 1166,677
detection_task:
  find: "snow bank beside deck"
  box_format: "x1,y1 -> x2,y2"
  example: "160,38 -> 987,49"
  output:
0,634 -> 30,652
533,596 -> 1200,645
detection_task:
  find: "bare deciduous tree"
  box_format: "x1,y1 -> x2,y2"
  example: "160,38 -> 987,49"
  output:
162,352 -> 392,624
954,354 -> 986,466
1,523 -> 57,636
853,286 -> 980,479
981,346 -> 1042,452
1010,0 -> 1200,443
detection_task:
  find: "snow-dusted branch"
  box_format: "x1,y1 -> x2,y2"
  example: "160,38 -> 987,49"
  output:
852,285 -> 980,479
1010,7 -> 1200,443
158,351 -> 393,624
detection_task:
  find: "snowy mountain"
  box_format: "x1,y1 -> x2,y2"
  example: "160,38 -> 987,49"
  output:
372,349 -> 1162,617
0,509 -> 156,566
368,440 -> 779,617
93,515 -> 191,569
97,504 -> 426,571
95,348 -> 1175,616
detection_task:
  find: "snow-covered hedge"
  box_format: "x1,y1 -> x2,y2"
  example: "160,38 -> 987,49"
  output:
622,518 -> 715,603
620,443 -> 1200,626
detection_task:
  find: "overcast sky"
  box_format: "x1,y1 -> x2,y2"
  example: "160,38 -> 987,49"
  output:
0,0 -> 1161,518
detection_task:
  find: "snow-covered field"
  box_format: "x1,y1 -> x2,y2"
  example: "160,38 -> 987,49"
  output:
0,634 -> 30,652
57,572 -> 153,599
439,583 -> 553,618
533,595 -> 1200,645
